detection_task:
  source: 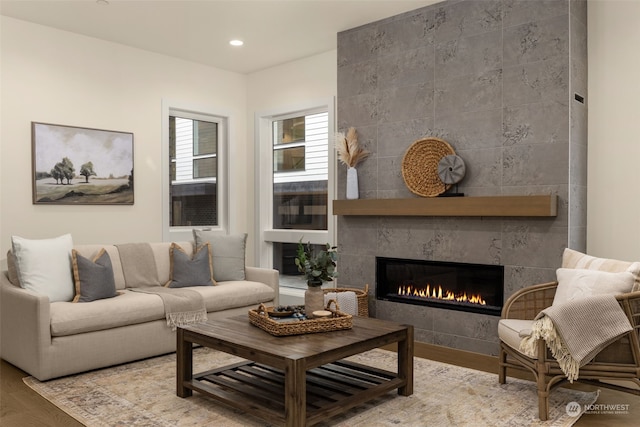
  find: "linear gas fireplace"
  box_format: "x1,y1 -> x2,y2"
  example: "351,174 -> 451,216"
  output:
376,257 -> 504,316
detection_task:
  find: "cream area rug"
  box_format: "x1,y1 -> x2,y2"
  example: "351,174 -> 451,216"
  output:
24,348 -> 597,427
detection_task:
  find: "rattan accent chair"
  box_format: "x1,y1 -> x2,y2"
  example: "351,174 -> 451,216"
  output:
498,281 -> 640,420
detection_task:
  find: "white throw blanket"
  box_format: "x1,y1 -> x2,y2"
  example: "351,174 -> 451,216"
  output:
520,294 -> 632,382
324,291 -> 357,315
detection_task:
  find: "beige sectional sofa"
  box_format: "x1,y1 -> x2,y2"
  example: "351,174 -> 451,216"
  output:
0,240 -> 279,381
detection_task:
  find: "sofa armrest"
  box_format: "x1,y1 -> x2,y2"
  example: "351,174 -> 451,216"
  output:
245,266 -> 279,303
0,271 -> 52,377
501,281 -> 558,320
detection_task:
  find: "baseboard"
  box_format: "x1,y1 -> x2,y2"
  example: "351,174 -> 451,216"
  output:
381,341 -> 500,375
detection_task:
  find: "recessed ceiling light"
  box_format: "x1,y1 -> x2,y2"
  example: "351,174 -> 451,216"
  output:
96,0 -> 109,5
229,40 -> 244,47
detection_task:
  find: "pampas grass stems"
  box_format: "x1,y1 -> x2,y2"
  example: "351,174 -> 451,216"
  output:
336,127 -> 369,168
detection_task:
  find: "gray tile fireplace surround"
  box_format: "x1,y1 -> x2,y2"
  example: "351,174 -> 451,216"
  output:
335,0 -> 587,356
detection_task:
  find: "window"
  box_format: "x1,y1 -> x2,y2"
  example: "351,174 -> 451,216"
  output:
163,106 -> 227,241
169,115 -> 217,227
273,116 -> 306,172
255,104 -> 335,293
274,146 -> 305,172
272,112 -> 328,230
275,116 -> 305,144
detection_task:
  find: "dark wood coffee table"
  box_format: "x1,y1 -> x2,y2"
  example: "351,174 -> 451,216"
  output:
177,315 -> 413,427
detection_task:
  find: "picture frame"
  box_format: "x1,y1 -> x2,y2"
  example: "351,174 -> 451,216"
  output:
32,122 -> 134,205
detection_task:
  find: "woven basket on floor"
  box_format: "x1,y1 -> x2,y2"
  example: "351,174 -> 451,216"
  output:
401,137 -> 455,197
323,284 -> 369,317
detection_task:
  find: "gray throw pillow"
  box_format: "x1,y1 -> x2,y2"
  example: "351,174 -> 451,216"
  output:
6,250 -> 21,286
193,230 -> 247,281
166,242 -> 216,288
72,249 -> 118,303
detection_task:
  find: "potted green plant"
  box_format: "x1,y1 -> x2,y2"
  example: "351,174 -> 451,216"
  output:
295,241 -> 338,316
295,241 -> 338,286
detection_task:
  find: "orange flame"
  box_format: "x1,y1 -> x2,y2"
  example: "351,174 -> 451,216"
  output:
397,284 -> 486,305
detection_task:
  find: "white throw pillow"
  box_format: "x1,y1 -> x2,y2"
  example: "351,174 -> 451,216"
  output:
11,234 -> 75,302
553,268 -> 635,306
562,248 -> 640,291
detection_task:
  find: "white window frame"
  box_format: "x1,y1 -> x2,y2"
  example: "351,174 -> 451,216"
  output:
254,98 -> 336,269
162,99 -> 229,242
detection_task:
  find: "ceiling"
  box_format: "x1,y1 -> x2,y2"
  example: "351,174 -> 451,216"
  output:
1,0 -> 439,74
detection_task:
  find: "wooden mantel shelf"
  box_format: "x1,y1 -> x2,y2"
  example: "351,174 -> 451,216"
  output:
333,195 -> 557,217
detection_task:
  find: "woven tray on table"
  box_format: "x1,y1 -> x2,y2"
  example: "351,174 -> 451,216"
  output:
401,137 -> 455,197
323,284 -> 369,317
249,299 -> 352,336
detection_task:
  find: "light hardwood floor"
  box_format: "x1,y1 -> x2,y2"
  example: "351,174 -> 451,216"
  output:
1,342 -> 639,426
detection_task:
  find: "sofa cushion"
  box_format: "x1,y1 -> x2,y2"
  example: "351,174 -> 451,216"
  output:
11,234 -> 75,302
50,290 -> 166,337
193,231 -> 247,281
562,248 -> 640,291
553,268 -> 635,306
498,319 -> 537,359
50,281 -> 275,337
165,242 -> 215,288
189,280 -> 275,312
72,249 -> 118,303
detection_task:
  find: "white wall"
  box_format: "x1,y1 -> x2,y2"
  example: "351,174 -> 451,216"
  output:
587,1 -> 640,261
0,17 -> 248,255
245,50 -> 337,264
2,1 -> 639,265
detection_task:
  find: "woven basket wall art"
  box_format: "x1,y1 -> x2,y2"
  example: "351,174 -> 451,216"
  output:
401,137 -> 455,197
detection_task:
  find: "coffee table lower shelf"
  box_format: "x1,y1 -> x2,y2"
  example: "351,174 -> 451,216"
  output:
184,359 -> 404,426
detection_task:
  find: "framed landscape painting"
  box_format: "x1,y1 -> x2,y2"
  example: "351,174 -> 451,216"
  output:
32,122 -> 134,205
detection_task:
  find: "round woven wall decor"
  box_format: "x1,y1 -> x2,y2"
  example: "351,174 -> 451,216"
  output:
401,137 -> 455,197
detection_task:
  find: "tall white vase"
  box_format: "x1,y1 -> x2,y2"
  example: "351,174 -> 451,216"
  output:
346,167 -> 359,199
